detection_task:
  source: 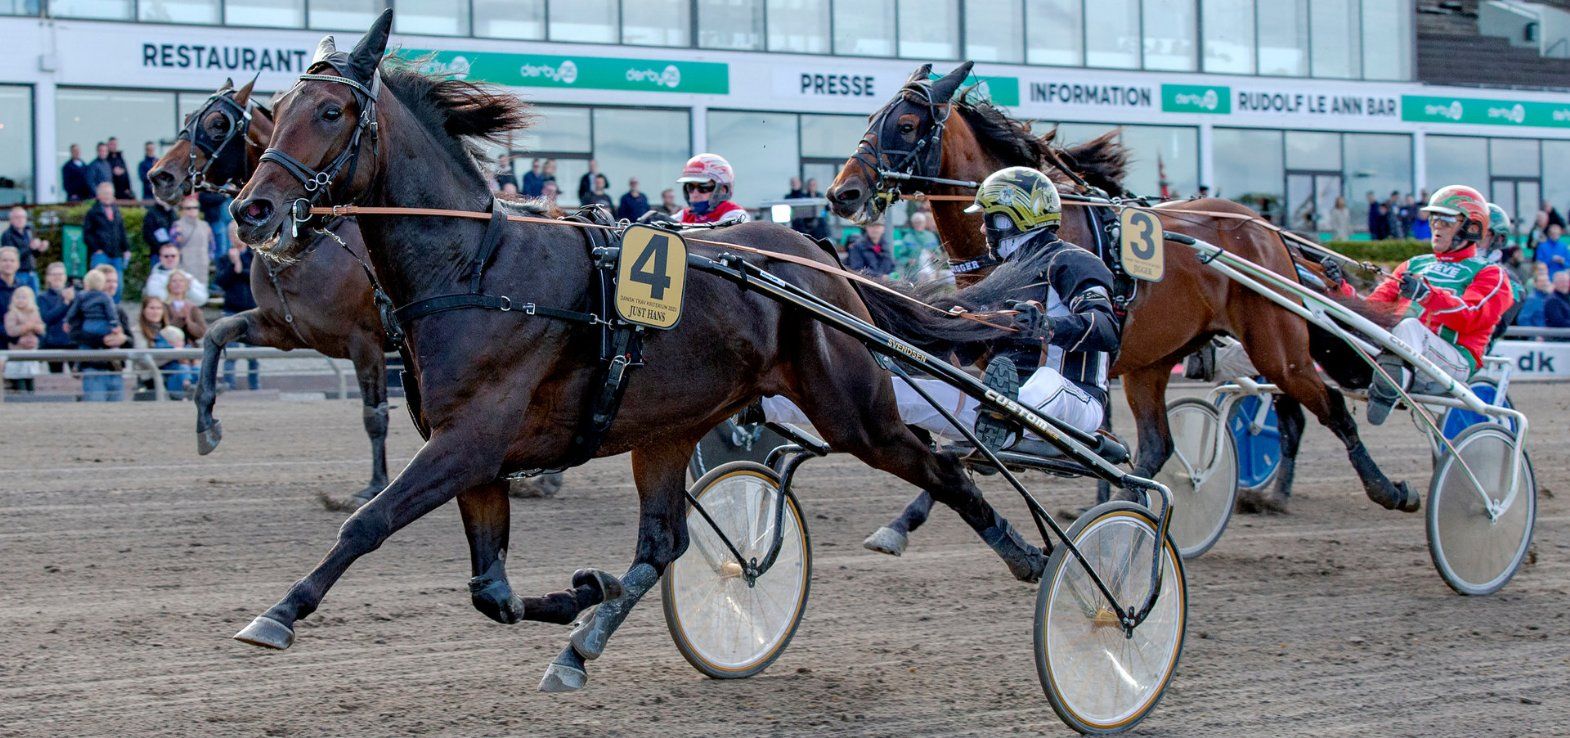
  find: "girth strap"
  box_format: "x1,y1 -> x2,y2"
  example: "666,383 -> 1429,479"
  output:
393,293 -> 599,327
470,207 -> 507,294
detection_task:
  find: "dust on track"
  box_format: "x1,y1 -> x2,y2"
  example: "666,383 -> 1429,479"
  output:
2,387 -> 1567,737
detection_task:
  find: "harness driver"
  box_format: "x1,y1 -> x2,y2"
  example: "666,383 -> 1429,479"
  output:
675,153 -> 751,226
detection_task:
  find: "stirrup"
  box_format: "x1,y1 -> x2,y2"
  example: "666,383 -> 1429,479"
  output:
974,356 -> 1020,453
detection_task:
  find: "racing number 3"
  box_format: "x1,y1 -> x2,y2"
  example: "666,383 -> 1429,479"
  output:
1119,207 -> 1165,282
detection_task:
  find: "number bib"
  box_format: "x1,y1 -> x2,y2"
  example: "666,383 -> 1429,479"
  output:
615,224 -> 689,330
1119,207 -> 1165,282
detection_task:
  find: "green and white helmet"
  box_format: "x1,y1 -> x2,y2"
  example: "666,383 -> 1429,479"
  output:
964,166 -> 1061,246
1487,202 -> 1511,246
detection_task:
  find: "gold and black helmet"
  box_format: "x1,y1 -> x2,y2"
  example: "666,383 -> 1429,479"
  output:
964,166 -> 1062,245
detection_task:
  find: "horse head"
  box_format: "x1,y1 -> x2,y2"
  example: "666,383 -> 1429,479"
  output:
148,74 -> 261,204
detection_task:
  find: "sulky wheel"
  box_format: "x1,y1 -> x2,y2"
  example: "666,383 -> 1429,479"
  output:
1036,502 -> 1186,735
1226,394 -> 1282,494
663,461 -> 811,679
1427,423 -> 1536,596
1155,398 -> 1238,559
688,418 -> 792,484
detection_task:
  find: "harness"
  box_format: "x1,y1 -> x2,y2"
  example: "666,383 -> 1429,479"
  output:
262,64 -> 381,237
177,87 -> 254,195
848,82 -> 976,211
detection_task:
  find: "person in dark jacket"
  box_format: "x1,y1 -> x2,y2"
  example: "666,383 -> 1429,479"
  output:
86,142 -> 113,193
106,137 -> 134,201
137,141 -> 159,201
2,206 -> 47,293
61,143 -> 93,202
215,236 -> 259,389
37,262 -> 74,353
578,159 -> 603,203
1366,191 -> 1388,240
65,265 -> 132,401
845,222 -> 896,276
83,183 -> 130,300
142,199 -> 176,255
616,177 -> 650,221
1545,270 -> 1570,338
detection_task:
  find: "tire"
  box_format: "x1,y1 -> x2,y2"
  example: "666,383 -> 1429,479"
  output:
1036,502 -> 1187,735
1427,423 -> 1536,596
1439,378 -> 1517,441
663,461 -> 811,679
1225,394 -> 1282,493
687,419 -> 792,484
1155,398 -> 1238,559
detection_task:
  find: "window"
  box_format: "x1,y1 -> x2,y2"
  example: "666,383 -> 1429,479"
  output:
395,0 -> 469,36
1362,0 -> 1413,81
699,0 -> 764,50
1050,123 -> 1198,198
1213,128 -> 1284,221
549,0 -> 619,43
1201,0 -> 1253,74
474,0 -> 544,39
310,0 -> 382,30
49,0 -> 132,19
0,86 -> 32,204
768,0 -> 830,53
1085,0 -> 1140,68
56,89 -> 178,190
138,0 -> 219,24
1310,0 -> 1360,79
1257,0 -> 1308,76
836,0 -> 895,56
1285,131 -> 1340,171
1344,133 -> 1413,224
521,106 -> 593,155
226,0 -> 304,27
708,111 -> 800,208
1543,141 -> 1570,221
964,0 -> 1023,63
1425,137 -> 1487,195
1,1 -> 40,15
898,0 -> 960,59
1025,0 -> 1083,66
800,114 -> 866,159
1491,138 -> 1540,178
1141,0 -> 1196,71
592,108 -> 690,209
624,0 -> 691,46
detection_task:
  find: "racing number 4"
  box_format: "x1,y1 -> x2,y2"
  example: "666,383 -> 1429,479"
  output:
630,234 -> 673,299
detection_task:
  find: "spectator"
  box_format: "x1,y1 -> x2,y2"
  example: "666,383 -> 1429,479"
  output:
582,174 -> 613,210
106,137 -> 134,200
2,206 -> 47,293
215,228 -> 259,391
1327,196 -> 1352,242
198,190 -> 231,263
1545,270 -> 1570,335
173,195 -> 213,283
159,326 -> 197,398
617,177 -> 650,221
521,158 -> 546,197
38,262 -> 74,365
1365,191 -> 1388,240
500,182 -> 518,197
83,182 -> 130,299
163,270 -> 207,344
846,222 -> 895,276
786,176 -> 805,199
493,154 -> 517,193
1197,185 -> 1212,198
61,143 -> 93,201
1397,194 -> 1417,239
1517,270 -> 1551,327
1536,223 -> 1569,279
144,242 -> 211,304
786,177 -> 818,237
86,142 -> 113,193
658,188 -> 681,216
3,285 -> 45,392
801,179 -> 830,241
1543,199 -> 1566,231
541,159 -> 558,193
1384,191 -> 1402,240
65,265 -> 131,402
143,197 -> 176,256
896,212 -> 943,282
133,296 -> 194,399
540,181 -> 559,205
137,141 -> 158,201
1505,244 -> 1534,287
0,246 -> 19,314
1411,206 -> 1432,242
578,159 -> 602,203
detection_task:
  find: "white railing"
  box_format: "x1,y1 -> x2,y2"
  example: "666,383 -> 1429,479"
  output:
0,347 -> 400,402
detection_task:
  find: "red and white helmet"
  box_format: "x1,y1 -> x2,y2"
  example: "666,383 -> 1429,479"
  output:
1421,184 -> 1489,249
677,153 -> 735,205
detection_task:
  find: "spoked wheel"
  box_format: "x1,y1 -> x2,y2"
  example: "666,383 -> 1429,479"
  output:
663,461 -> 811,679
1427,423 -> 1536,596
687,419 -> 792,483
1154,398 -> 1238,559
1225,394 -> 1282,493
1036,502 -> 1187,735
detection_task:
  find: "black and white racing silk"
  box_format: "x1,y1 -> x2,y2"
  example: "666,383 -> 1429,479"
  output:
995,230 -> 1121,405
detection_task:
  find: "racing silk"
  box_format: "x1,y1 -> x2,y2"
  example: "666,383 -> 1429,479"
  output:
997,231 -> 1122,404
679,200 -> 750,225
1368,244 -> 1514,371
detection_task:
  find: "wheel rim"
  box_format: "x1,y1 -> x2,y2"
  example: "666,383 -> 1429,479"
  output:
1157,402 -> 1236,557
1227,395 -> 1280,491
1431,427 -> 1534,593
667,469 -> 807,672
1043,511 -> 1185,730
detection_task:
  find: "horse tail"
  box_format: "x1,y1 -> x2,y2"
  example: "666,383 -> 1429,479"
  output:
855,281 -> 1012,356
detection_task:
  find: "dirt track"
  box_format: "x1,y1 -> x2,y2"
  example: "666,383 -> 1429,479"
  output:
2,386 -> 1568,737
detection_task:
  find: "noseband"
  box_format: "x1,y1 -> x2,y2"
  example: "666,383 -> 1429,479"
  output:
260,64 -> 380,234
848,83 -> 978,209
177,88 -> 253,195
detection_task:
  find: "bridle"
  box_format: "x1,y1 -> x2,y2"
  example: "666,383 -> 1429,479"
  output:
847,82 -> 979,212
259,62 -> 381,236
177,88 -> 253,195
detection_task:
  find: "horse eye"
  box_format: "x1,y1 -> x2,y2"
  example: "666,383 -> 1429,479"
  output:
322,106 -> 343,122
898,123 -> 916,134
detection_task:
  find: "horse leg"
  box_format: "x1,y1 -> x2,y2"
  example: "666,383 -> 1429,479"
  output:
195,311 -> 254,454
863,491 -> 933,557
540,440 -> 692,692
459,480 -> 620,626
348,333 -> 390,503
1120,365 -> 1175,503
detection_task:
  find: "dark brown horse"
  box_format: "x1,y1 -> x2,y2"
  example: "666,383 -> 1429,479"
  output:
225,12 -> 1050,694
829,64 -> 1410,554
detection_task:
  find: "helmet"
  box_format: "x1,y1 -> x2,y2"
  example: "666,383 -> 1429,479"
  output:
964,166 -> 1061,247
677,153 -> 734,215
1487,202 -> 1512,246
1420,184 -> 1488,249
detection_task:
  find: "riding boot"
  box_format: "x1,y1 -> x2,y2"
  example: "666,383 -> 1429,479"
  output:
1366,355 -> 1408,426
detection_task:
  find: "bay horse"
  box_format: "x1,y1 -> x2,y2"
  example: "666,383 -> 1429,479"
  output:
226,11 -> 1051,693
830,63 -> 1409,554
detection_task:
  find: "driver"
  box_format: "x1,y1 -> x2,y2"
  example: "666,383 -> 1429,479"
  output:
675,153 -> 750,225
1365,185 -> 1515,424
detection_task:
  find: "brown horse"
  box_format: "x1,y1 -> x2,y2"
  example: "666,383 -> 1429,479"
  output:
829,63 -> 1410,553
225,12 -> 1053,694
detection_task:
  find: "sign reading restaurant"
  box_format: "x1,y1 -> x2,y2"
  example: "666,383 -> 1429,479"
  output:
141,43 -> 310,73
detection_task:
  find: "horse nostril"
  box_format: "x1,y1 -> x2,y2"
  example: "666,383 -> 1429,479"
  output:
832,186 -> 862,204
236,198 -> 276,226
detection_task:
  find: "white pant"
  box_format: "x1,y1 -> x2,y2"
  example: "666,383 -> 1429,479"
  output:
1390,317 -> 1470,388
1212,337 -> 1258,382
760,365 -> 1104,442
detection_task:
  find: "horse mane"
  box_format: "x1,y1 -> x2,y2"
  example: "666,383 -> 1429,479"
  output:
951,93 -> 1129,195
378,57 -> 533,170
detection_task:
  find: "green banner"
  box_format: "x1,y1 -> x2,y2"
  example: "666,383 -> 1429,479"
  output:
400,49 -> 729,95
1161,84 -> 1230,115
930,72 -> 1019,107
61,224 -> 85,279
1402,94 -> 1570,128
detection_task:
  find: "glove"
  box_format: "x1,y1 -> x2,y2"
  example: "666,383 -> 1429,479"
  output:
636,210 -> 677,225
1005,299 -> 1050,341
1321,259 -> 1345,288
1398,272 -> 1430,302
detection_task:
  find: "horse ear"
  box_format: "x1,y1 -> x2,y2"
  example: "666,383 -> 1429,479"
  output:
929,61 -> 975,102
348,8 -> 394,84
236,73 -> 259,106
312,35 -> 338,65
221,77 -> 235,91
906,63 -> 934,85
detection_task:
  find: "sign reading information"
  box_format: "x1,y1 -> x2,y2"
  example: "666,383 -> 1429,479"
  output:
402,49 -> 729,95
615,225 -> 689,330
1119,208 -> 1164,282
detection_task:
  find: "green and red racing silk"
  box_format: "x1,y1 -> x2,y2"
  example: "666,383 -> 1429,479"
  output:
1368,244 -> 1514,372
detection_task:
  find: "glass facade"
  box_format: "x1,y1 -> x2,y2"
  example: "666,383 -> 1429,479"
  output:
56,88 -> 178,175
836,0 -> 895,56
1052,122 -> 1199,198
506,105 -> 689,209
138,0 -> 219,24
1201,0 -> 1254,74
0,85 -> 32,205
699,0 -> 763,50
1086,0 -> 1141,69
622,0 -> 690,46
549,0 -> 619,43
768,0 -> 830,54
1216,127 -> 1414,231
708,110 -> 865,208
395,0 -> 470,37
1141,0 -> 1196,72
897,0 -> 959,59
1257,0 -> 1309,77
308,0 -> 381,31
1026,0 -> 1083,66
474,0 -> 544,40
965,0 -> 1022,63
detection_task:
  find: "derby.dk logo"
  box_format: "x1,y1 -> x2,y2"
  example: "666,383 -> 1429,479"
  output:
420,55 -> 471,80
1173,89 -> 1220,112
1487,103 -> 1526,124
625,64 -> 683,89
1424,100 -> 1464,121
520,60 -> 579,85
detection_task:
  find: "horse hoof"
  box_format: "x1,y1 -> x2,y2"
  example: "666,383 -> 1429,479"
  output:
571,569 -> 623,603
569,610 -> 604,660
510,472 -> 565,499
233,615 -> 295,650
863,527 -> 907,556
197,421 -> 223,456
1395,482 -> 1420,513
315,492 -> 368,513
538,662 -> 588,693
1237,489 -> 1289,515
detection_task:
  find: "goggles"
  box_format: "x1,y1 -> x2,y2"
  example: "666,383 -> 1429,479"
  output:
683,181 -> 717,194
